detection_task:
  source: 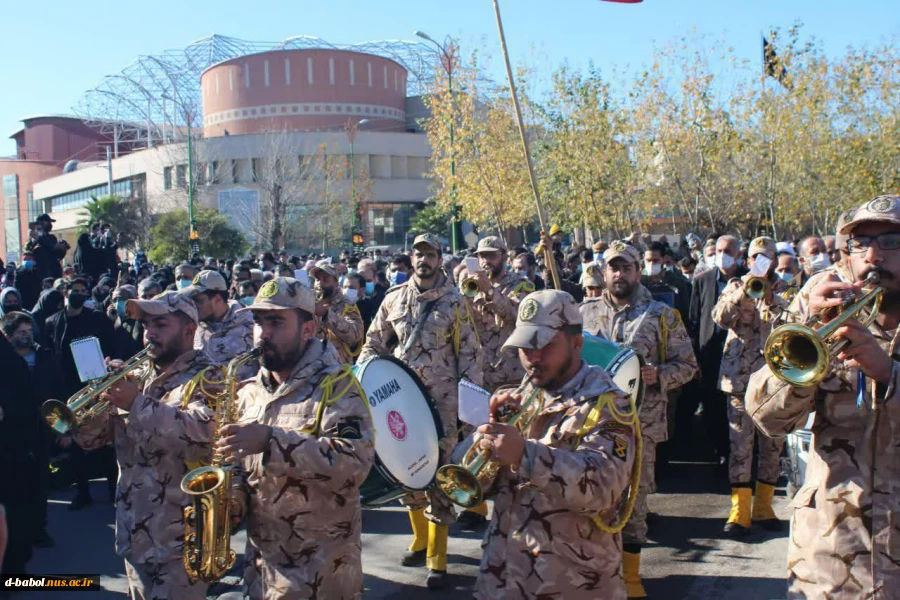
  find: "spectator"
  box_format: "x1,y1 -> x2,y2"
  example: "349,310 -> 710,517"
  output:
237,280 -> 257,306
137,278 -> 162,301
0,288 -> 26,318
41,277 -> 54,291
73,232 -> 104,284
169,263 -> 196,291
13,251 -> 41,310
26,214 -> 68,282
389,255 -> 412,286
106,285 -> 142,359
29,289 -> 64,342
513,252 -> 545,291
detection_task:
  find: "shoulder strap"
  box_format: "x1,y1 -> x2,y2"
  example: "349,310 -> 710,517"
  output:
402,298 -> 440,354
301,365 -> 373,440
658,305 -> 682,364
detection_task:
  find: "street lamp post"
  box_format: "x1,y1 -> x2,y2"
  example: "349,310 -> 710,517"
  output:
416,30 -> 463,253
162,92 -> 198,253
347,118 -> 369,248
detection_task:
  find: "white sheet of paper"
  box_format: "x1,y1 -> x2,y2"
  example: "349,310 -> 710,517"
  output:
465,256 -> 481,274
458,379 -> 491,427
70,337 -> 107,383
294,269 -> 310,287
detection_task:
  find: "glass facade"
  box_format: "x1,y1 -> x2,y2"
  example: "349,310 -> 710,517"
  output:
49,180 -> 134,212
4,174 -> 20,263
26,192 -> 41,224
366,202 -> 422,247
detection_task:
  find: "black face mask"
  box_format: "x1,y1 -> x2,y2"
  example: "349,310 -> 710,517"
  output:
3,303 -> 21,313
67,293 -> 87,309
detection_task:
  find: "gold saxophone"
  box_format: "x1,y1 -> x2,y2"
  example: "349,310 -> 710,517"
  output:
180,345 -> 262,583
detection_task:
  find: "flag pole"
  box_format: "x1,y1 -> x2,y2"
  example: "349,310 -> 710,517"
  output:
491,0 -> 561,291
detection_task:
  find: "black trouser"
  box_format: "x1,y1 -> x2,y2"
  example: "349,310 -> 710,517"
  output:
673,342 -> 729,462
71,444 -> 117,498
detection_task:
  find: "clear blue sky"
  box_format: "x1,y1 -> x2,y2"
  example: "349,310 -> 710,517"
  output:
1,0 -> 897,156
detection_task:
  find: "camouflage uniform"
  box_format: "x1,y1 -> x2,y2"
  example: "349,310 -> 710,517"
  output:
359,252 -> 484,524
231,277 -> 375,600
75,292 -> 214,600
311,260 -> 364,366
476,290 -> 637,600
746,196 -> 900,598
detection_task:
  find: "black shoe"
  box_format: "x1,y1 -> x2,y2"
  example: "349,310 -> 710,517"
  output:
755,518 -> 784,532
456,510 -> 487,531
426,569 -> 449,590
68,493 -> 93,511
33,529 -> 55,548
723,522 -> 749,537
400,548 -> 426,567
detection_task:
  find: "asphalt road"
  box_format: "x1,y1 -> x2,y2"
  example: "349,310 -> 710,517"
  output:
17,458 -> 791,600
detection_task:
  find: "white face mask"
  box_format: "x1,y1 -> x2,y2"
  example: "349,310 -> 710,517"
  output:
643,263 -> 662,277
808,252 -> 830,273
750,254 -> 772,276
344,288 -> 358,303
715,252 -> 735,270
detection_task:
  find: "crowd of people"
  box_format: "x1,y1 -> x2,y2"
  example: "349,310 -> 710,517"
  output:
0,195 -> 897,599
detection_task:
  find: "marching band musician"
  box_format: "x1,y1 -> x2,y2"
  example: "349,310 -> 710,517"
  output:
77,292 -> 215,600
711,236 -> 791,537
218,277 -> 375,599
747,195 -> 900,599
579,241 -> 697,598
309,259 -> 365,365
181,269 -> 257,378
359,232 -> 484,589
473,289 -> 637,599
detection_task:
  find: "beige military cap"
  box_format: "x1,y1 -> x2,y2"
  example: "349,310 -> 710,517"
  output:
602,240 -> 642,265
835,207 -> 857,252
181,269 -> 227,297
473,235 -> 506,255
838,195 -> 900,235
125,290 -> 199,324
237,277 -> 315,315
580,261 -> 604,288
413,233 -> 442,252
749,236 -> 777,260
502,289 -> 583,351
309,259 -> 339,280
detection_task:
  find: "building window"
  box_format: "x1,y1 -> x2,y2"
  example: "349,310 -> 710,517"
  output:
196,163 -> 207,186
230,160 -> 238,184
210,161 -> 219,183
366,203 -> 423,247
164,166 -> 173,190
251,158 -> 261,183
176,165 -> 187,189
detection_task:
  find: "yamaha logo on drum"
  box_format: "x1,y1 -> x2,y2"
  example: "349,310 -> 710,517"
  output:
368,378 -> 402,407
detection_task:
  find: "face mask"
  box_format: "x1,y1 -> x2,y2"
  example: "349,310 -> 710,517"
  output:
750,254 -> 772,276
84,299 -> 96,310
3,303 -> 21,314
516,270 -> 528,279
776,271 -> 795,282
390,271 -> 408,286
344,288 -> 358,303
643,263 -> 662,277
177,279 -> 192,290
11,333 -> 33,350
365,281 -> 375,295
240,296 -> 255,306
808,253 -> 830,273
22,260 -> 34,269
67,293 -> 87,309
115,300 -> 128,319
715,253 -> 735,270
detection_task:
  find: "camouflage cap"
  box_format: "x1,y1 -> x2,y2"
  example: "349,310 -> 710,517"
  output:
835,207 -> 857,251
236,277 -> 315,315
309,259 -> 339,280
602,240 -> 642,265
181,269 -> 227,297
580,261 -> 604,288
125,290 -> 198,324
502,290 -> 583,352
412,233 -> 442,252
473,235 -> 506,255
838,195 -> 900,235
749,236 -> 777,259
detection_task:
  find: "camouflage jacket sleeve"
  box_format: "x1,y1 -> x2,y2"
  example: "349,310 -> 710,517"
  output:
325,303 -> 364,349
474,284 -> 522,326
657,308 -> 698,393
456,302 -> 485,387
745,365 -> 815,438
358,295 -> 397,362
516,397 -> 636,513
261,385 -> 375,491
74,405 -> 114,451
126,388 -> 216,463
711,279 -> 750,330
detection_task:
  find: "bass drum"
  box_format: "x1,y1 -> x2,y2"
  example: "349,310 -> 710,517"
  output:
581,333 -> 645,410
352,356 -> 443,507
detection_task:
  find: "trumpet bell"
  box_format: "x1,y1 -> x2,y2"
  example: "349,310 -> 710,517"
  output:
181,466 -> 227,496
435,464 -> 484,509
42,400 -> 76,435
745,276 -> 768,299
462,277 -> 480,298
764,323 -> 831,387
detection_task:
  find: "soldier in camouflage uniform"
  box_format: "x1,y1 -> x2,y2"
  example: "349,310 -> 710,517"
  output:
474,290 -> 638,600
310,260 -> 364,365
183,269 -> 257,379
580,241 -> 697,598
219,277 -> 375,600
358,233 -> 484,589
76,291 -> 215,600
711,236 -> 792,537
747,196 -> 900,600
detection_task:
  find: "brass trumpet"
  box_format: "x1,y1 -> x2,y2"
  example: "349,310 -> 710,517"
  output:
41,346 -> 153,435
435,375 -> 542,508
764,272 -> 881,387
744,275 -> 769,299
461,276 -> 481,298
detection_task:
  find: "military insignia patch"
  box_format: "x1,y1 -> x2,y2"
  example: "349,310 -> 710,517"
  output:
613,436 -> 628,461
753,238 -> 766,248
613,241 -> 627,252
192,273 -> 202,285
586,264 -> 599,277
259,281 -> 279,298
867,196 -> 894,214
519,298 -> 539,321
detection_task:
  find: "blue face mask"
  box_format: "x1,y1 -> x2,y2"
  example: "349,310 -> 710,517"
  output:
390,271 -> 408,286
115,300 -> 128,319
177,279 -> 191,290
22,260 -> 34,269
364,281 -> 375,295
516,270 -> 528,278
776,271 -> 795,283
240,296 -> 255,306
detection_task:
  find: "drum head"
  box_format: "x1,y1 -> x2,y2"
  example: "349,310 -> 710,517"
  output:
609,350 -> 645,410
353,356 -> 442,492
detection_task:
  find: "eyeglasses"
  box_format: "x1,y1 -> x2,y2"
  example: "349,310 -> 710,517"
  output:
847,233 -> 900,253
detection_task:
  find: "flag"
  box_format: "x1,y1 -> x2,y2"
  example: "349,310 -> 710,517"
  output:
763,36 -> 792,90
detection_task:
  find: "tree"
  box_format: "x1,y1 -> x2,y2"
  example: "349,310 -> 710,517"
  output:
409,199 -> 452,237
147,208 -> 248,264
77,195 -> 146,249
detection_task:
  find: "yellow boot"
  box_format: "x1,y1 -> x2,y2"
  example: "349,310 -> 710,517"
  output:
752,482 -> 783,531
622,551 -> 647,598
724,487 -> 752,537
425,522 -> 450,589
400,509 -> 428,566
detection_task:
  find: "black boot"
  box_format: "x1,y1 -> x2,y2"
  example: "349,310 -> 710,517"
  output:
400,548 -> 426,567
426,569 -> 449,590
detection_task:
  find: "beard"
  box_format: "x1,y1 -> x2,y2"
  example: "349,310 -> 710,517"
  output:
488,263 -> 503,278
146,341 -> 180,366
260,338 -> 306,372
609,279 -> 636,299
415,264 -> 436,280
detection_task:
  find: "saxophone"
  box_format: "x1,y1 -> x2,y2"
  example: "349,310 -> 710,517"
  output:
180,345 -> 261,583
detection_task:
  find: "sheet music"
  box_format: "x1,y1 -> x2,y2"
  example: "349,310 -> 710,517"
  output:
70,337 -> 107,383
458,378 -> 491,426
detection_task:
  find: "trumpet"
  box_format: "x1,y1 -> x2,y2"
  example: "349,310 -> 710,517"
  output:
436,375 -> 543,508
744,275 -> 770,299
41,346 -> 153,435
764,272 -> 881,387
181,345 -> 262,583
461,276 -> 481,298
